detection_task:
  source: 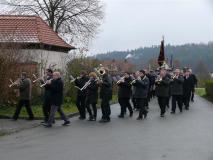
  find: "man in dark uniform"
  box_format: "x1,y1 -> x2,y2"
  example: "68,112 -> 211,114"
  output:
132,70 -> 150,120
40,69 -> 53,123
183,69 -> 194,110
170,69 -> 184,114
189,69 -> 198,102
13,72 -> 34,120
155,68 -> 170,117
99,68 -> 113,123
85,72 -> 99,121
117,72 -> 133,118
44,72 -> 70,128
75,71 -> 89,120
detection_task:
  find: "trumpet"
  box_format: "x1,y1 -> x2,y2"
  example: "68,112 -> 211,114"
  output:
155,75 -> 163,84
40,79 -> 53,88
32,74 -> 45,83
80,78 -> 99,91
70,75 -> 81,83
130,77 -> 141,85
116,76 -> 125,84
172,75 -> 178,80
9,79 -> 20,88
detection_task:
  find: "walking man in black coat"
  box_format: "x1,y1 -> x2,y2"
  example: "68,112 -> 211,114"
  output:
13,72 -> 34,120
132,70 -> 150,120
44,72 -> 70,128
85,72 -> 99,121
40,69 -> 53,123
183,69 -> 193,110
155,68 -> 170,117
189,69 -> 198,102
117,72 -> 133,118
75,71 -> 89,120
170,69 -> 184,114
99,68 -> 113,123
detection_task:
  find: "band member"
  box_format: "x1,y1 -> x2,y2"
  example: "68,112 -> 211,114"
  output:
183,69 -> 193,110
75,71 -> 89,120
117,72 -> 133,118
40,69 -> 53,123
155,68 -> 170,117
131,73 -> 138,110
132,70 -> 150,120
189,69 -> 198,102
12,72 -> 34,120
170,69 -> 184,114
85,72 -> 99,121
43,72 -> 70,128
99,68 -> 113,123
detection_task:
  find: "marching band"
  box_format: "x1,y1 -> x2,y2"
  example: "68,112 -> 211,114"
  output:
9,65 -> 198,127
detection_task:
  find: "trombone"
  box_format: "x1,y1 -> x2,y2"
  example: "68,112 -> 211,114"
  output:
80,78 -> 99,91
9,79 -> 20,88
32,74 -> 45,83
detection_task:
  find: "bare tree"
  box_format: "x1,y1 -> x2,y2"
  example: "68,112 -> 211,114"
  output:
2,0 -> 104,46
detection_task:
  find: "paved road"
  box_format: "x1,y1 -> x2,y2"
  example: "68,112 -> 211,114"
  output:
0,96 -> 213,160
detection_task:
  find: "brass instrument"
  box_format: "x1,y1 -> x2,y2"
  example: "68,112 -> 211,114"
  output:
32,74 -> 45,83
40,79 -> 53,88
9,79 -> 20,88
155,75 -> 162,83
116,76 -> 125,84
80,78 -> 99,91
70,74 -> 81,83
130,76 -> 141,85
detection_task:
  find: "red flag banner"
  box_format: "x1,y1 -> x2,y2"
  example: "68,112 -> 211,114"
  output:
158,39 -> 165,66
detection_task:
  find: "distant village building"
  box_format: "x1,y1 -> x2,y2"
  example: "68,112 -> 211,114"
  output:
0,15 -> 75,73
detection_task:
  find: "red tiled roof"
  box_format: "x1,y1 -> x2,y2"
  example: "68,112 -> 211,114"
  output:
0,15 -> 75,50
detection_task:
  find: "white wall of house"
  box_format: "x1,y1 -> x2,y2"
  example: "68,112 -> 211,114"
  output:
21,49 -> 68,73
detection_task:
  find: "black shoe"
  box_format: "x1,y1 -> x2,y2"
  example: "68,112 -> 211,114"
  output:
129,111 -> 133,117
79,117 -> 86,120
185,107 -> 189,110
118,115 -> 124,118
99,119 -> 106,123
88,116 -> 95,121
143,112 -> 148,119
160,114 -> 165,117
180,109 -> 183,113
43,124 -> 52,128
62,121 -> 70,126
136,117 -> 142,120
11,118 -> 18,121
27,117 -> 34,121
171,111 -> 175,114
40,121 -> 47,124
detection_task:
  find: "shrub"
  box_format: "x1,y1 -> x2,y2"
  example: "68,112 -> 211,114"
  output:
205,80 -> 213,99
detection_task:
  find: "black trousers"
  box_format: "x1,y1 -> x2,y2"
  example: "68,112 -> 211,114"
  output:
42,97 -> 51,122
86,100 -> 97,118
118,98 -> 133,116
172,95 -> 183,113
13,100 -> 34,120
191,87 -> 195,101
132,97 -> 138,109
183,94 -> 191,109
101,98 -> 111,120
136,98 -> 147,118
157,97 -> 167,115
76,96 -> 86,118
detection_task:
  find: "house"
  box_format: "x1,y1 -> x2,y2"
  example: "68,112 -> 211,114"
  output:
0,15 -> 75,73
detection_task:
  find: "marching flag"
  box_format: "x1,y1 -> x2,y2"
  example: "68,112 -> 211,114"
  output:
158,37 -> 165,66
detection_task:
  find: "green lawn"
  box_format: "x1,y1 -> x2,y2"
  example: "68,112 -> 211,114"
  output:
195,88 -> 213,103
0,95 -> 118,119
195,88 -> 206,97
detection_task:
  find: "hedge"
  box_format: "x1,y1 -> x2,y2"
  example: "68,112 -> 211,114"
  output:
205,80 -> 213,99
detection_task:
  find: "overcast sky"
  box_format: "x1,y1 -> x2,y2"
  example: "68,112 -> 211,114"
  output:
89,0 -> 213,55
